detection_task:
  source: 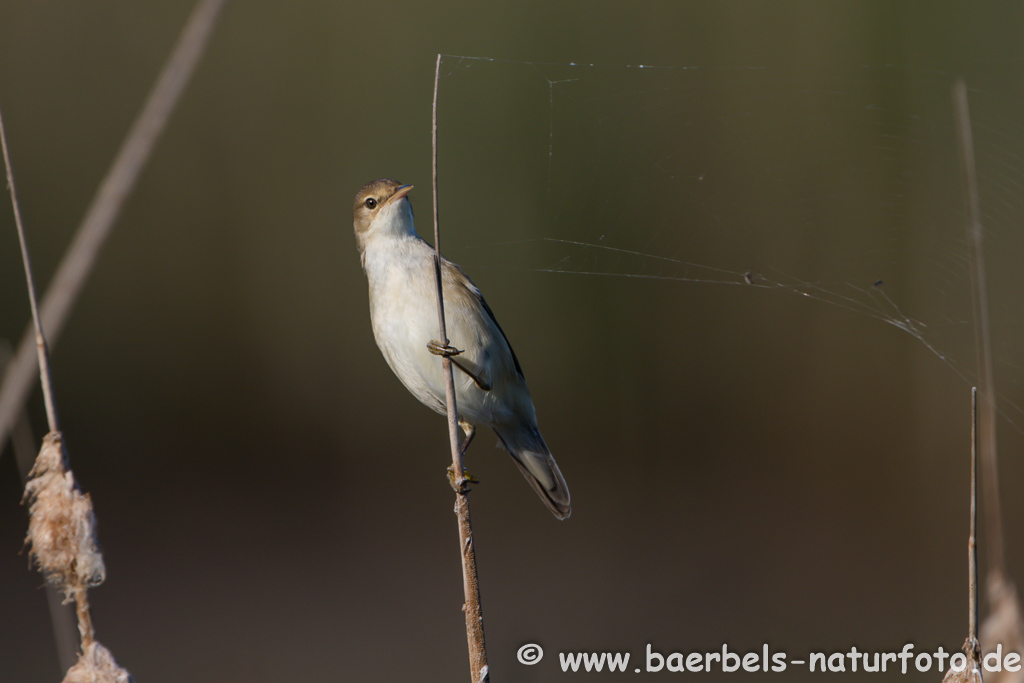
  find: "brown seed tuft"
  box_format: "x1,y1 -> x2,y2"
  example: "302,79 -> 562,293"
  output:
63,641 -> 131,683
23,432 -> 106,594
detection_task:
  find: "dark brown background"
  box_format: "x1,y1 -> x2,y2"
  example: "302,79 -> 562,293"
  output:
2,2 -> 1023,681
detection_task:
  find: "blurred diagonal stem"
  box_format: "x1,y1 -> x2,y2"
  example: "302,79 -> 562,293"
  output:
0,0 -> 229,452
954,79 -> 1024,683
953,79 -> 1004,580
432,53 -> 490,683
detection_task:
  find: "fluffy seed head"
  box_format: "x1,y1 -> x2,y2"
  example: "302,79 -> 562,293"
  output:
23,432 -> 106,594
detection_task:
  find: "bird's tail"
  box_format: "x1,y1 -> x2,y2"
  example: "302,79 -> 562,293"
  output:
494,425 -> 571,520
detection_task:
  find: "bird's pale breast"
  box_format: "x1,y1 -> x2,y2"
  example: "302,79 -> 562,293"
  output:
364,236 -> 526,427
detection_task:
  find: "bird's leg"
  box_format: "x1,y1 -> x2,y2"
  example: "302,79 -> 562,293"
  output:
447,464 -> 481,490
427,340 -> 490,391
427,339 -> 463,357
447,420 -> 480,491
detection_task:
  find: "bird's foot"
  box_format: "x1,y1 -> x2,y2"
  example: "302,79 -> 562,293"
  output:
427,340 -> 464,358
447,465 -> 480,492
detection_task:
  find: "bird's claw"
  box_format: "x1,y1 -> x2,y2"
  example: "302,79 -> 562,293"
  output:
427,340 -> 464,358
447,465 -> 480,492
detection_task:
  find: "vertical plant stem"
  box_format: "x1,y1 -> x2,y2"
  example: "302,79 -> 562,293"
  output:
432,53 -> 490,683
0,107 -> 59,433
969,387 -> 979,650
953,79 -> 1004,582
2,102 -> 102,667
431,54 -> 464,486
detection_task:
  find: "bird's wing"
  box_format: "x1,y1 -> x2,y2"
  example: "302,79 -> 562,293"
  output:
476,294 -> 524,380
442,258 -> 526,382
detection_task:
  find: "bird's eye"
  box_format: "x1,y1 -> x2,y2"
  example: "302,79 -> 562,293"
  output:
365,197 -> 377,209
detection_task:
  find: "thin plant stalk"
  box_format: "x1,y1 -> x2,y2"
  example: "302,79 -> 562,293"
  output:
0,0 -> 229,452
943,388 -> 983,682
3,103 -> 115,676
970,387 -> 979,651
0,108 -> 58,433
432,53 -> 490,683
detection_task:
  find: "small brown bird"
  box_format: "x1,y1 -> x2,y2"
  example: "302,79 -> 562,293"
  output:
353,178 -> 570,519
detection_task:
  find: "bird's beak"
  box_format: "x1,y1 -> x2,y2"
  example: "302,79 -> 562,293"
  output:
388,184 -> 414,204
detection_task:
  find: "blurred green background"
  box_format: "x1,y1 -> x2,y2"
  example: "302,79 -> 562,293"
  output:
2,2 -> 1023,681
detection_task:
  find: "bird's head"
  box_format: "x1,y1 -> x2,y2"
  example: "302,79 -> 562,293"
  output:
353,178 -> 415,255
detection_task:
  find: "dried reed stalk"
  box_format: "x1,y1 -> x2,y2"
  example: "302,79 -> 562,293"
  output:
944,389 -> 983,683
3,107 -> 128,682
432,53 -> 490,683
